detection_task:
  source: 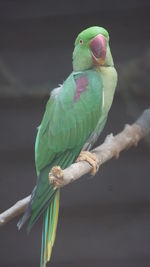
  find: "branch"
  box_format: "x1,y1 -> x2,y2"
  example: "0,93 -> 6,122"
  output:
0,109 -> 150,227
0,196 -> 30,227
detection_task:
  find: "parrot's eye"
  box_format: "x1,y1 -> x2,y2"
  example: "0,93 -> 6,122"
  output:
79,39 -> 84,45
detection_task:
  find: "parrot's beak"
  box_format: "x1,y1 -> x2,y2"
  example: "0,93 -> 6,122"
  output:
90,34 -> 106,66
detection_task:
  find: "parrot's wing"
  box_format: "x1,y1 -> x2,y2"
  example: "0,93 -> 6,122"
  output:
24,70 -> 104,230
36,70 -> 104,173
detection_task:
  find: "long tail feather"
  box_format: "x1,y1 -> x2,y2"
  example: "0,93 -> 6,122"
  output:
41,190 -> 60,267
18,149 -> 80,267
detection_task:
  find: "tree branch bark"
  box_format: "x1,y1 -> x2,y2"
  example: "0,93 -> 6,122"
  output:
0,196 -> 30,227
0,108 -> 150,227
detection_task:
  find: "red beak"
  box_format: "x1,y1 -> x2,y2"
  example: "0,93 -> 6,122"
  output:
90,34 -> 106,65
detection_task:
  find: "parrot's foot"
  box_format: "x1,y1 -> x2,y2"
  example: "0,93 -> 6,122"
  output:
104,133 -> 120,159
49,166 -> 64,189
76,151 -> 99,175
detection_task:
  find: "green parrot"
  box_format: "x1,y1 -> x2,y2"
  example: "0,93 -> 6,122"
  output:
18,26 -> 117,267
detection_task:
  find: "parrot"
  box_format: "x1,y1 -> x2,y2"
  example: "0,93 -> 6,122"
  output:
18,26 -> 117,267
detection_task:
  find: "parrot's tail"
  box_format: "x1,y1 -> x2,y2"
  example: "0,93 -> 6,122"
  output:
41,190 -> 60,267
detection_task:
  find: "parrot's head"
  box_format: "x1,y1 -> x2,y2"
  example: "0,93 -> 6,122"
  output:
73,26 -> 113,71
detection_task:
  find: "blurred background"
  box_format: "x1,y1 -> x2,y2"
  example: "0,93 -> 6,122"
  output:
0,1 -> 150,266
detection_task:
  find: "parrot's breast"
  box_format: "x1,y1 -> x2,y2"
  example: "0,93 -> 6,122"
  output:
98,66 -> 117,116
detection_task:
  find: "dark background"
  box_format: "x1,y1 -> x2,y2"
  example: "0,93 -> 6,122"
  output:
0,1 -> 150,266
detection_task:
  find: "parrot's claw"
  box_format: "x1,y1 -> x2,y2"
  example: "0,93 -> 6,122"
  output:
76,151 -> 99,175
49,166 -> 64,189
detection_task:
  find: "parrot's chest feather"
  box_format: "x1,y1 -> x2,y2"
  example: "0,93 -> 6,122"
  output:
97,66 -> 117,115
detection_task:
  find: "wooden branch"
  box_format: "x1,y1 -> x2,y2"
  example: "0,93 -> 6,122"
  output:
0,196 -> 30,227
0,108 -> 150,227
